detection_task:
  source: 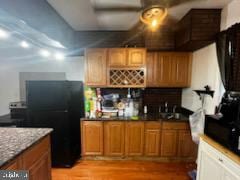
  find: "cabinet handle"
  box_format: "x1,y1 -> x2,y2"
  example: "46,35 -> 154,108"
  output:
218,158 -> 223,162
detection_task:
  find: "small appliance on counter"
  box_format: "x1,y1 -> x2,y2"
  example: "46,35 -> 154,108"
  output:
9,101 -> 27,119
205,91 -> 240,155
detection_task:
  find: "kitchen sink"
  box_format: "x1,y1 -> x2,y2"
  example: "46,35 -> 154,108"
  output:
160,113 -> 181,120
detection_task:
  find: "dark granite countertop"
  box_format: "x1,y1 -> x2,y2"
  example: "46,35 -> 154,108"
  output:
0,128 -> 52,168
81,113 -> 189,122
0,114 -> 24,127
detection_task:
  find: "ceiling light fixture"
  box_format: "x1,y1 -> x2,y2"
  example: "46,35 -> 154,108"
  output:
54,52 -> 65,61
0,28 -> 10,39
140,5 -> 167,29
39,49 -> 51,58
20,41 -> 30,49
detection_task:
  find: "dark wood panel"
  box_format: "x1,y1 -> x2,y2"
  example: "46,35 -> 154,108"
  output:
175,9 -> 221,51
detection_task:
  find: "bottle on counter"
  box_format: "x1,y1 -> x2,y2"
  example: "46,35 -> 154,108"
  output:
96,88 -> 102,118
144,105 -> 148,114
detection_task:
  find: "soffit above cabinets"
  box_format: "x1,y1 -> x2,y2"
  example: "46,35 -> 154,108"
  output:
46,0 -> 231,31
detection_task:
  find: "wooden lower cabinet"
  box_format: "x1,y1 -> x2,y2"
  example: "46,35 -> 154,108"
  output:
178,130 -> 197,157
2,136 -> 51,180
81,120 -> 197,161
28,152 -> 51,180
161,122 -> 197,159
125,122 -> 144,156
82,121 -> 103,156
144,122 -> 161,156
104,121 -> 125,156
161,130 -> 178,157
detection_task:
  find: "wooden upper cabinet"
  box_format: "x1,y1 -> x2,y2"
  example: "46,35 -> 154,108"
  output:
144,122 -> 161,156
127,48 -> 146,67
82,121 -> 103,156
85,49 -> 107,87
125,122 -> 144,156
108,48 -> 127,67
104,121 -> 125,156
178,130 -> 197,158
172,53 -> 192,87
157,53 -> 173,86
146,52 -> 192,87
146,52 -> 157,87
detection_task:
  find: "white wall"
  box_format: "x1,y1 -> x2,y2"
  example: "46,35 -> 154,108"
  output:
182,0 -> 240,114
0,49 -> 84,115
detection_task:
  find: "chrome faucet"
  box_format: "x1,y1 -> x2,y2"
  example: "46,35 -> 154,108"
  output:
164,102 -> 168,113
173,105 -> 177,114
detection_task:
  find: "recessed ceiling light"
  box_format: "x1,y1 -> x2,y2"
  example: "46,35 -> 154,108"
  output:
39,49 -> 51,58
0,28 -> 10,39
54,52 -> 65,61
20,41 -> 30,48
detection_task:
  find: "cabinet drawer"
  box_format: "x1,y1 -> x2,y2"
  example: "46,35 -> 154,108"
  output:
22,136 -> 50,169
201,140 -> 240,177
145,122 -> 161,129
162,122 -> 189,130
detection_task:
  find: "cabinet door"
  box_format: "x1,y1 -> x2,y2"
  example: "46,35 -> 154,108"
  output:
82,121 -> 103,156
161,130 -> 178,157
104,121 -> 125,156
178,130 -> 197,158
144,122 -> 161,156
172,53 -> 192,87
198,151 -> 222,180
156,53 -> 173,86
146,52 -> 158,87
108,48 -> 127,67
222,170 -> 240,180
125,122 -> 144,156
85,49 -> 107,86
127,48 -> 146,67
29,151 -> 51,180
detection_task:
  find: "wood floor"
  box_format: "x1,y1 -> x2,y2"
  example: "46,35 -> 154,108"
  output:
52,160 -> 196,180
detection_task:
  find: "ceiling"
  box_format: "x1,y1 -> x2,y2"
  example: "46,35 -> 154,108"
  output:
47,0 -> 231,31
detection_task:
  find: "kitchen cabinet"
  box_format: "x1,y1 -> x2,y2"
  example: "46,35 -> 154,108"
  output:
85,48 -> 107,87
108,48 -> 127,67
22,136 -> 51,180
172,53 -> 192,87
146,53 -> 158,87
82,121 -> 103,156
81,120 -> 196,162
178,130 -> 197,157
28,152 -> 51,180
125,122 -> 144,156
144,122 -> 161,156
2,136 -> 51,180
197,137 -> 240,180
161,130 -> 178,157
146,52 -> 192,87
161,122 -> 197,158
108,48 -> 146,68
127,48 -> 146,67
104,121 -> 125,156
176,9 -> 221,51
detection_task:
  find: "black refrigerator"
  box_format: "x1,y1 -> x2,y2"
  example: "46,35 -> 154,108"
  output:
25,81 -> 84,167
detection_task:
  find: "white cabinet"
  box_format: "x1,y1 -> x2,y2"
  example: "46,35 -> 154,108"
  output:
197,138 -> 240,180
